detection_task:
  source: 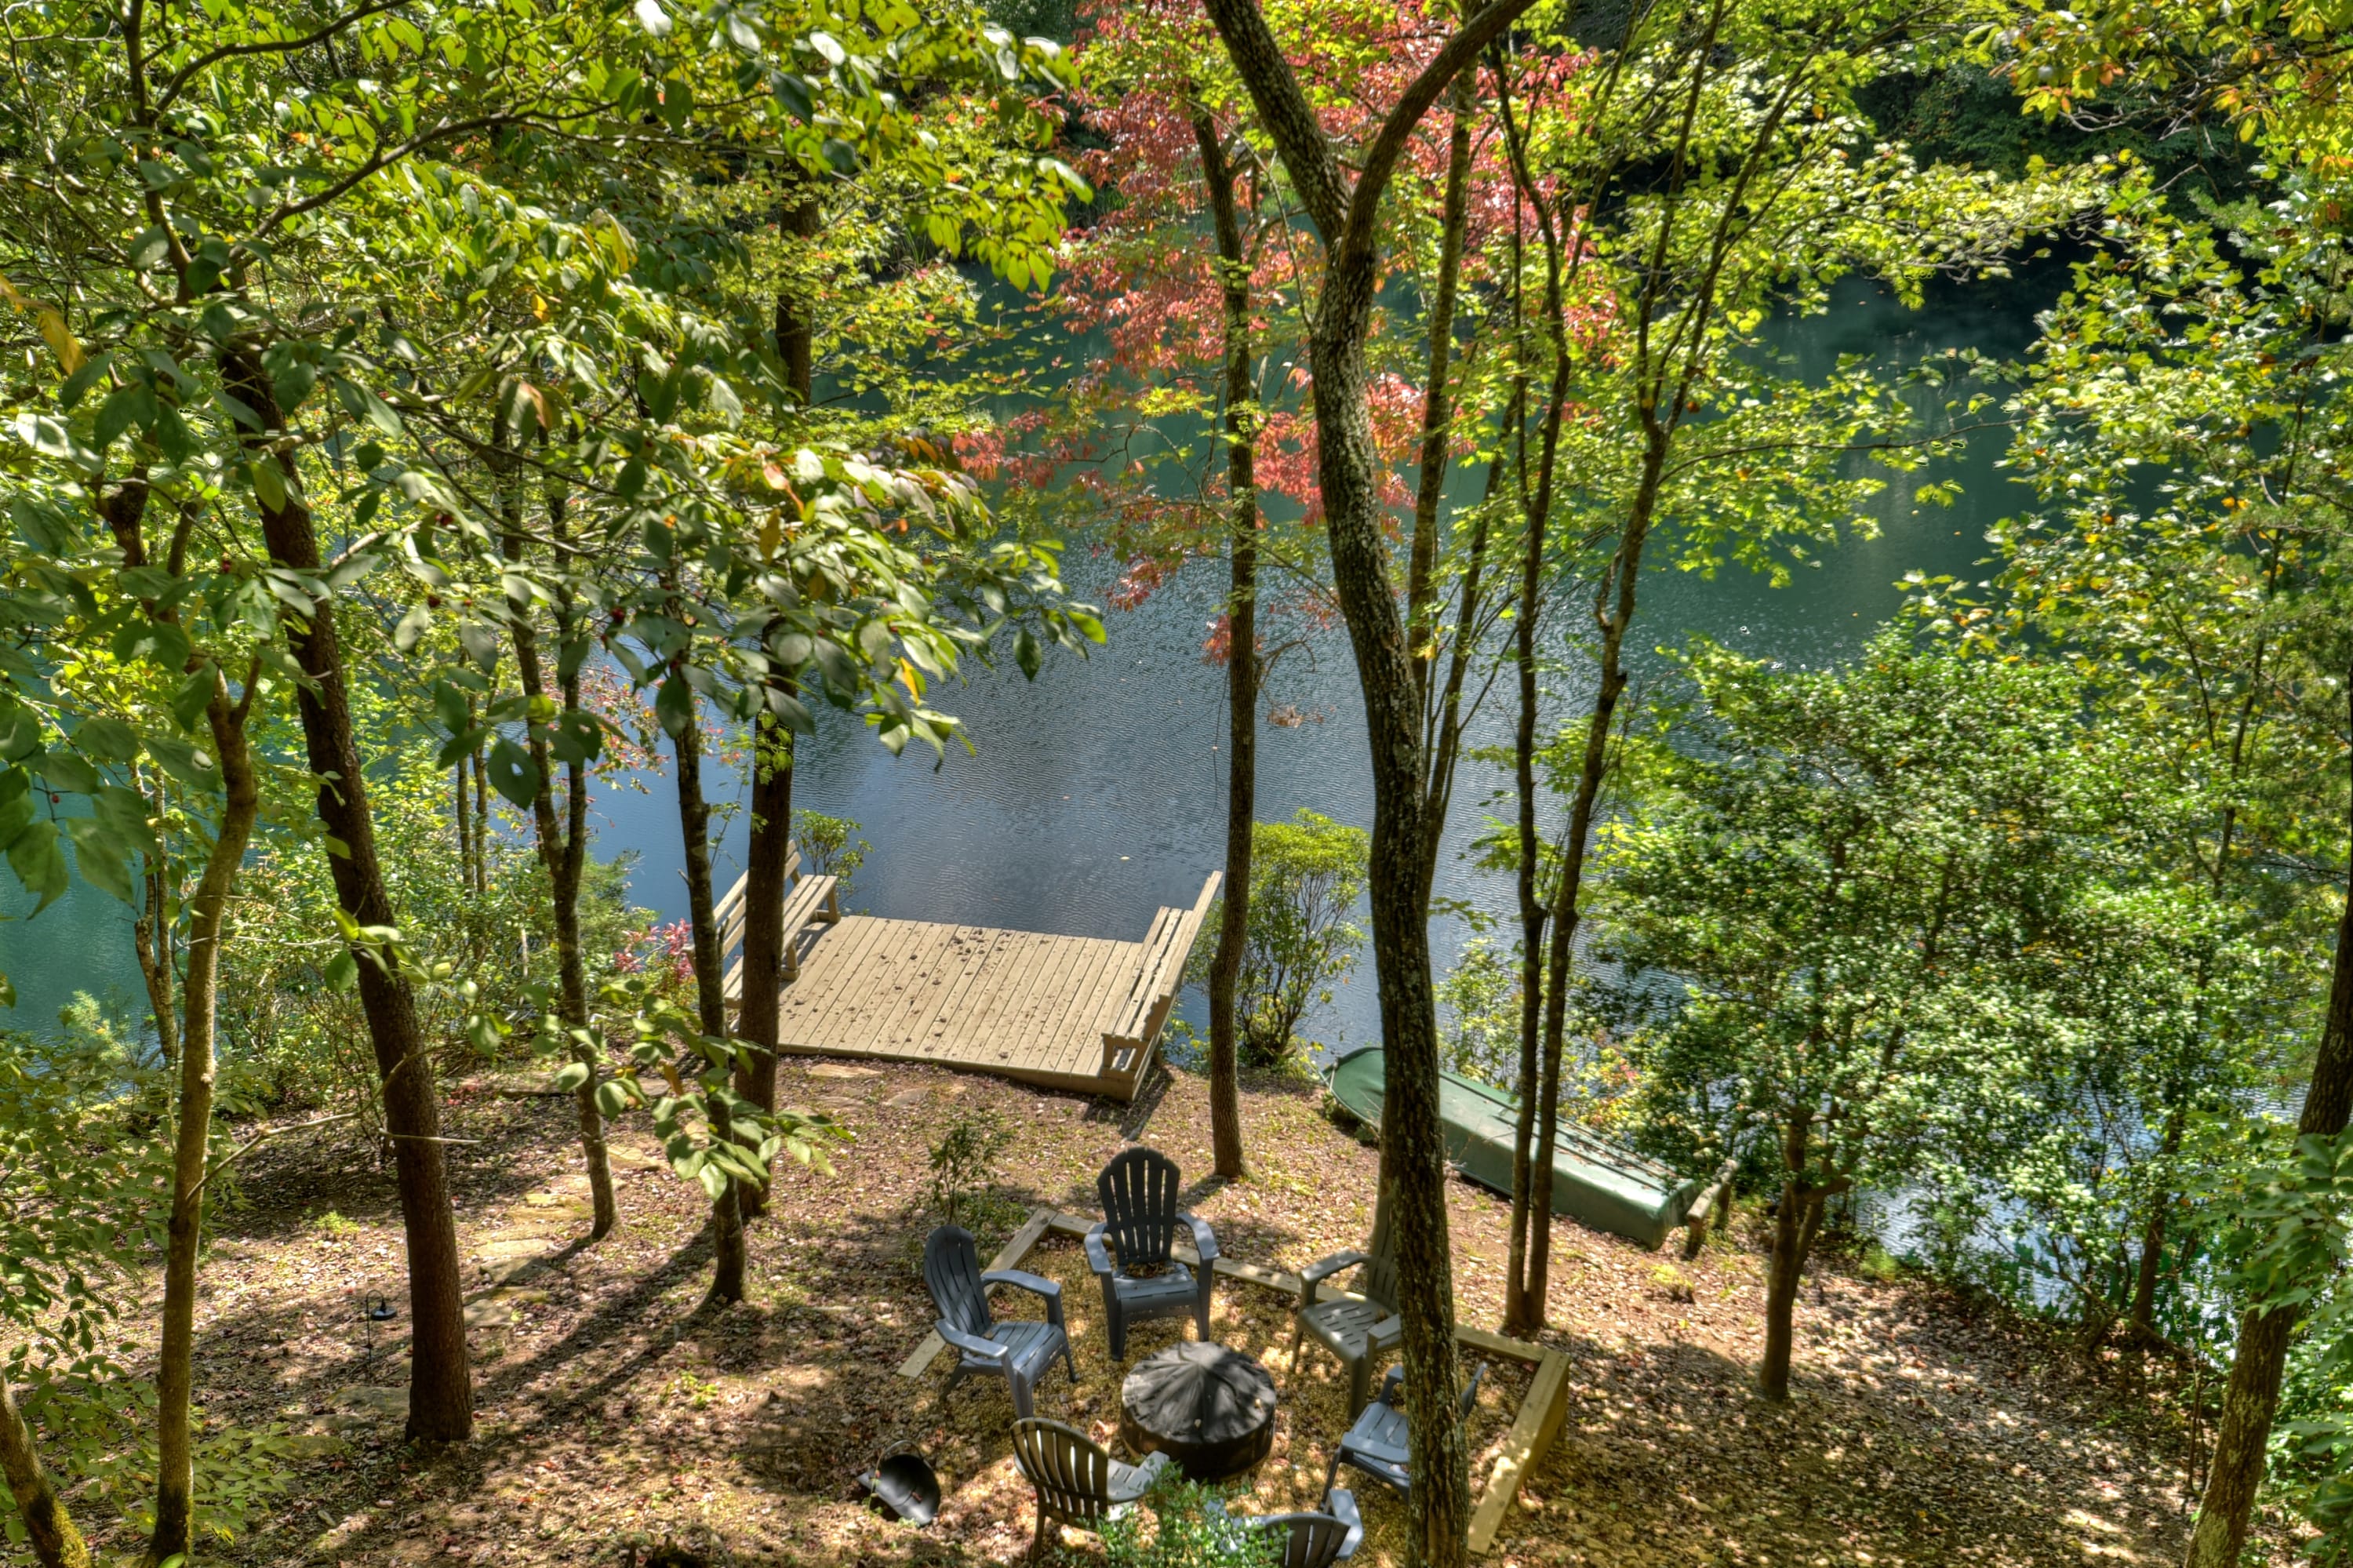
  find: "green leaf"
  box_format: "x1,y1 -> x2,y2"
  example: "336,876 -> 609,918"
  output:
552,1061 -> 591,1093
6,820 -> 67,911
395,603 -> 433,653
548,709 -> 603,765
73,716 -> 138,762
59,353 -> 111,412
129,226 -> 173,271
654,676 -> 695,737
634,0 -> 671,35
484,737 -> 541,806
249,457 -> 287,515
696,1162 -> 729,1201
63,817 -> 134,904
323,951 -> 358,991
329,376 -> 403,438
111,615 -> 191,673
595,1079 -> 633,1119
144,734 -> 220,791
169,668 -> 216,729
0,706 -> 38,762
36,751 -> 99,795
93,384 -> 156,450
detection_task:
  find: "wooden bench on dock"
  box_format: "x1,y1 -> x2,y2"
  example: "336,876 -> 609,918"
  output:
714,861 -> 1220,1101
717,844 -> 843,1006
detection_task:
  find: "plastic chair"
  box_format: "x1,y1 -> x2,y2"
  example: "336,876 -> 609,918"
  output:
922,1224 -> 1075,1420
1010,1416 -> 1171,1559
1086,1146 -> 1219,1360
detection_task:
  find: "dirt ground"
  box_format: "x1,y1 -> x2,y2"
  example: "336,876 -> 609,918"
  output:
34,1055 -> 2220,1567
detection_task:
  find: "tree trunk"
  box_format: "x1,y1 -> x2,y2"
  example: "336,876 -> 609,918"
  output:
667,675 -> 745,1302
145,674 -> 260,1566
500,449 -> 614,1241
2129,1104 -> 2183,1341
2183,747 -> 2353,1566
734,705 -> 792,1221
227,348 -> 474,1443
130,777 -> 180,1074
736,191 -> 822,1219
0,1370 -> 89,1568
1760,1108 -> 1835,1403
1196,5 -> 1532,1558
1191,101 -> 1257,1183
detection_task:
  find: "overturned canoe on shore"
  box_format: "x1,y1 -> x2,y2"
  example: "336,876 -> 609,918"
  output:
1324,1045 -> 1700,1250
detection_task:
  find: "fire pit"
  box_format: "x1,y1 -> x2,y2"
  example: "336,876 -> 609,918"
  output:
1118,1341 -> 1278,1481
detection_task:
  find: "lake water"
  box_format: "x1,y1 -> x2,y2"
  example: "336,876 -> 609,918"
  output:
0,268 -> 2057,1053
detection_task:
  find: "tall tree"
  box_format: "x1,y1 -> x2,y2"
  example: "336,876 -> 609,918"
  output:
1197,2 -> 1537,1561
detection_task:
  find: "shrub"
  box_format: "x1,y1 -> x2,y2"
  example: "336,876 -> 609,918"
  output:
1191,809 -> 1368,1064
928,1108 -> 1015,1230
1437,936 -> 1519,1085
794,809 -> 870,904
1098,1472 -> 1281,1568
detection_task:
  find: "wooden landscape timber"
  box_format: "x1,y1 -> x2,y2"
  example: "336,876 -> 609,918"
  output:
897,1203 -> 1570,1555
716,868 -> 1220,1101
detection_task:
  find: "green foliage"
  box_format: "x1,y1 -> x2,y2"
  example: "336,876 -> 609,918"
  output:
588,976 -> 847,1202
1096,1472 -> 1281,1568
928,1108 -> 1016,1229
1189,811 -> 1367,1064
1437,937 -> 1519,1087
794,809 -> 871,905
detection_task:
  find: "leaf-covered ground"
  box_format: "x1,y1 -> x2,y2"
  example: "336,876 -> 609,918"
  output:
38,1057 -> 2217,1566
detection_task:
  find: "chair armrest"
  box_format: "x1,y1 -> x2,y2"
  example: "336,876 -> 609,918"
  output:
1457,1360 -> 1489,1417
1326,1489 -> 1365,1560
1298,1248 -> 1366,1307
1368,1314 -> 1403,1349
984,1268 -> 1064,1330
1181,1213 -> 1219,1264
1375,1365 -> 1405,1407
938,1320 -> 1008,1364
1084,1223 -> 1115,1279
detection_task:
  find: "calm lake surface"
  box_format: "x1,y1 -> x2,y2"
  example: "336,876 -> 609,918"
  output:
0,270 -> 2054,1050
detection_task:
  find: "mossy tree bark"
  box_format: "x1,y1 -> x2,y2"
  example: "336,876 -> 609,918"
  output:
0,1370 -> 90,1568
145,666 -> 260,1566
1191,100 -> 1257,1183
1196,4 -> 1534,1561
737,192 -> 821,1219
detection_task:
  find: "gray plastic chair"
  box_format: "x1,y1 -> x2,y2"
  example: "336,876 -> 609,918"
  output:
1086,1146 -> 1218,1361
1010,1416 -> 1171,1559
1289,1191 -> 1402,1417
1322,1362 -> 1488,1504
922,1224 -> 1075,1420
1252,1489 -> 1364,1567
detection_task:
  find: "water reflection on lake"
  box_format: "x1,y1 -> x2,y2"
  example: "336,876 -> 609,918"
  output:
2,268 -> 2057,1057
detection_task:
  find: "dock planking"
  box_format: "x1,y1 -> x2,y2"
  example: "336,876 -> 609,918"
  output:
722,869 -> 1220,1101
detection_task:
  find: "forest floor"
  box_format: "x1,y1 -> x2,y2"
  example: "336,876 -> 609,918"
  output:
45,1053 -> 2231,1567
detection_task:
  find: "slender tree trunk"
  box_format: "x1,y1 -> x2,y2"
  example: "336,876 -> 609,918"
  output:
1406,74 -> 1475,684
1759,1106 -> 1832,1403
1198,4 -> 1533,1558
1192,101 -> 1257,1182
471,737 -> 490,893
2184,733 -> 2353,1565
1524,418 -> 1668,1322
737,192 -> 822,1218
0,1370 -> 89,1568
227,348 -> 473,1442
131,777 -> 181,1073
455,744 -> 475,893
145,672 -> 260,1566
2129,1103 -> 2184,1340
498,444 -> 615,1241
667,672 -> 746,1302
734,706 -> 792,1221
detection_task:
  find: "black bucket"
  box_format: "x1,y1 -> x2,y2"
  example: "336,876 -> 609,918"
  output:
858,1452 -> 940,1526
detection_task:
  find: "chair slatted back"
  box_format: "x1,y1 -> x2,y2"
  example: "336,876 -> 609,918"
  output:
1097,1146 -> 1183,1270
1012,1418 -> 1116,1526
1358,1188 -> 1402,1315
922,1225 -> 993,1340
1256,1512 -> 1355,1568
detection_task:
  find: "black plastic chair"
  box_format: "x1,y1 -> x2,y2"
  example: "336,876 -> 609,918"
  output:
1252,1488 -> 1364,1567
1322,1362 -> 1488,1504
922,1224 -> 1075,1420
1011,1416 -> 1170,1559
1085,1146 -> 1219,1360
1289,1190 -> 1402,1417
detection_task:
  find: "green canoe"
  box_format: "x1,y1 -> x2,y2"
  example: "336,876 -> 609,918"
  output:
1324,1046 -> 1700,1251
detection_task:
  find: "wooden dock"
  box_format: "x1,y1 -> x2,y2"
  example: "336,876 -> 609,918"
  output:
719,865 -> 1219,1101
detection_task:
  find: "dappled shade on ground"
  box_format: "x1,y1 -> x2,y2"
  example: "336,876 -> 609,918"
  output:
81,1060 -> 2203,1566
